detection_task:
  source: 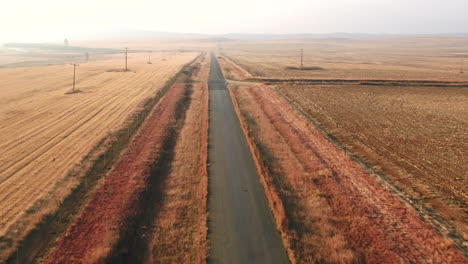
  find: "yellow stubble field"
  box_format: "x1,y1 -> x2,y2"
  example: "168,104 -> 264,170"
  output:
0,51 -> 198,250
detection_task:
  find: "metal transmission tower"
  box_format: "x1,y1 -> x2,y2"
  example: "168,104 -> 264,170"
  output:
71,64 -> 79,93
124,47 -> 129,71
300,48 -> 304,69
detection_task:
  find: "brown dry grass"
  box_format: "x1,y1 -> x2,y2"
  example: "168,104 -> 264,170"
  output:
0,51 -> 198,262
230,82 -> 465,263
147,54 -> 210,263
219,37 -> 468,81
277,84 -> 468,241
217,43 -> 468,261
231,83 -> 354,263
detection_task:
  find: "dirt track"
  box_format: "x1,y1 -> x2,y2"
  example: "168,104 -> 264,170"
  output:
207,54 -> 289,263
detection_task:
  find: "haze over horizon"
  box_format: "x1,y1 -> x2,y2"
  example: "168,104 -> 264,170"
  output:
1,0 -> 467,43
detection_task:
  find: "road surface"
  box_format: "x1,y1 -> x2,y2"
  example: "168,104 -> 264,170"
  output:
207,53 -> 289,264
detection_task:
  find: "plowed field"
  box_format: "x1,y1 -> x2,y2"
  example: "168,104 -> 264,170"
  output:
277,84 -> 468,242
230,82 -> 466,263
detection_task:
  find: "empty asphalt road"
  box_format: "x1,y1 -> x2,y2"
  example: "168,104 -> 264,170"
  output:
207,53 -> 289,264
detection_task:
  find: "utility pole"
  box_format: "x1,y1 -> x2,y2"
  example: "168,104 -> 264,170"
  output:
461,56 -> 464,74
300,48 -> 304,69
72,64 -> 79,93
124,47 -> 129,71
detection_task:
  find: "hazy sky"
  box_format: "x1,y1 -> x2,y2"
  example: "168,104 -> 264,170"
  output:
1,0 -> 467,42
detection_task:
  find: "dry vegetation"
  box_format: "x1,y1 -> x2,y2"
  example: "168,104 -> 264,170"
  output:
44,56 -> 203,263
2,35 -> 466,263
277,83 -> 468,241
230,82 -> 465,263
0,51 -> 197,262
217,37 -> 468,262
219,37 -> 468,81
148,54 -> 209,264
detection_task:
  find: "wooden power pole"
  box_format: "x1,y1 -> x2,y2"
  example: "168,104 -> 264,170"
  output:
72,64 -> 79,93
124,47 -> 129,71
300,48 -> 304,69
461,56 -> 464,74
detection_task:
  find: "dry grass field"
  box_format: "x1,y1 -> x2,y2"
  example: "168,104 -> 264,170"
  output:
217,37 -> 468,262
44,57 -> 202,263
229,82 -> 465,263
0,51 -> 198,261
277,84 -> 468,237
2,35 -> 466,263
217,37 -> 468,236
277,85 -> 468,206
148,54 -> 209,263
219,37 -> 468,81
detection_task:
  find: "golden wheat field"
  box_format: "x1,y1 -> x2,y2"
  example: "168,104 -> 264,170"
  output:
219,37 -> 468,81
0,51 -> 197,254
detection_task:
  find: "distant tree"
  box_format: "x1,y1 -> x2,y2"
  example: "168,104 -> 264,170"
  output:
64,38 -> 69,46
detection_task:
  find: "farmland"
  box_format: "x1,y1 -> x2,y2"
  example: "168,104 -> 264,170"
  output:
229,81 -> 466,263
277,84 -> 468,235
1,35 -> 467,263
0,51 -> 198,261
217,37 -> 468,262
44,54 -> 207,263
219,37 -> 468,81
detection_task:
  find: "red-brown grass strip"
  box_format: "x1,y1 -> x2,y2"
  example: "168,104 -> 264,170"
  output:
227,85 -> 297,263
104,83 -> 193,264
106,54 -> 209,263
229,83 -> 466,263
5,55 -> 201,264
145,55 -> 210,264
43,59 -> 202,263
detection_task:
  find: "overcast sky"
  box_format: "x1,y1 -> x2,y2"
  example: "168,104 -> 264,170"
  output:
1,0 -> 467,43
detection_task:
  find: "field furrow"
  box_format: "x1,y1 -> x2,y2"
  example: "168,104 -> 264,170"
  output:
0,52 -> 198,261
230,82 -> 466,263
